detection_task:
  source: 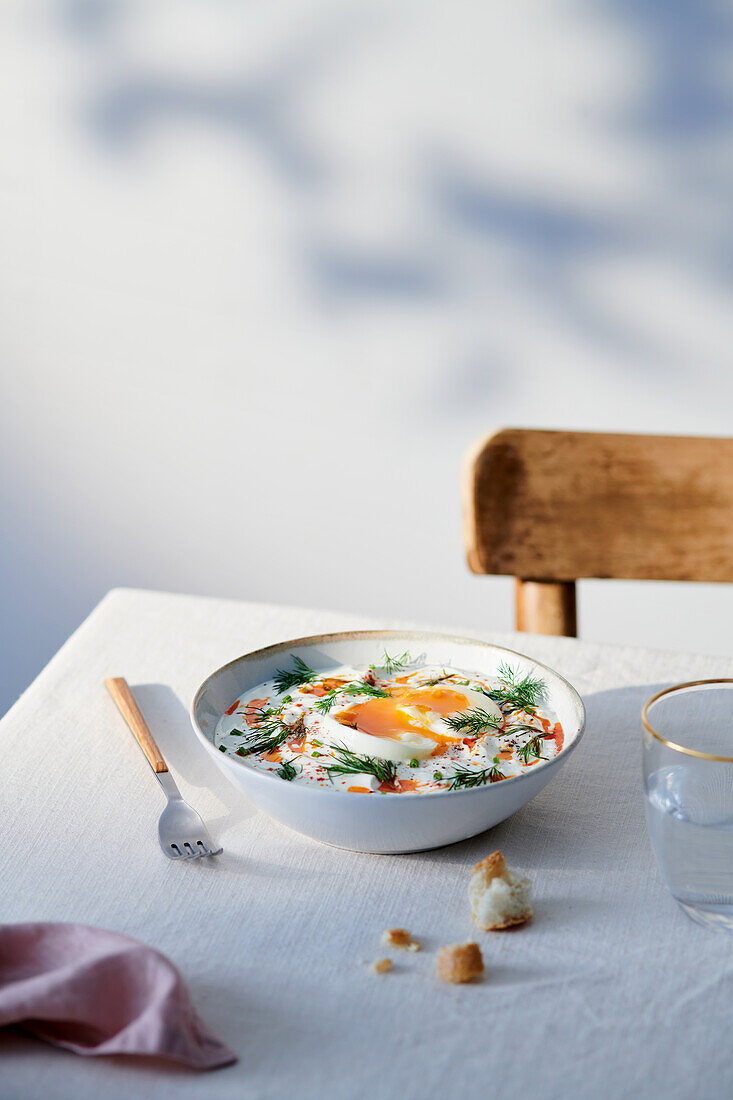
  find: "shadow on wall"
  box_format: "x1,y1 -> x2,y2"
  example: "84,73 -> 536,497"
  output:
54,0 -> 733,348
427,0 -> 733,369
62,0 -> 733,334
59,0 -> 388,188
609,0 -> 733,139
606,0 -> 733,288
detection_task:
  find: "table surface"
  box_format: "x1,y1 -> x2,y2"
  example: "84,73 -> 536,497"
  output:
4,588 -> 733,1100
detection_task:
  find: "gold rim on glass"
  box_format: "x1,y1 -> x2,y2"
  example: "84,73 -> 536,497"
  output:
642,679 -> 733,762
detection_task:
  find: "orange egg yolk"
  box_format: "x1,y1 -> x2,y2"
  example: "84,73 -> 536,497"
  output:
335,686 -> 472,747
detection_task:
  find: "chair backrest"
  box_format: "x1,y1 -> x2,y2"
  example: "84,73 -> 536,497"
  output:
462,428 -> 733,637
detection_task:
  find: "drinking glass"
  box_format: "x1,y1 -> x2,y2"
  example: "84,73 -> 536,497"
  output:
642,679 -> 733,930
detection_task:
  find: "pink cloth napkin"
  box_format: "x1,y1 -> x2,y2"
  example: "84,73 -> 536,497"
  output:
0,923 -> 237,1070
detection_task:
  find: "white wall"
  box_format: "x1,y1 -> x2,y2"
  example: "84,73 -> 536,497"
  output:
3,0 -> 733,714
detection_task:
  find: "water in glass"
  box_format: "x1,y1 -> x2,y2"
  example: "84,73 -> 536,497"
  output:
646,762 -> 733,928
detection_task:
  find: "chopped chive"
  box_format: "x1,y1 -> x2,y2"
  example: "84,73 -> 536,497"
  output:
277,760 -> 299,781
409,758 -> 419,768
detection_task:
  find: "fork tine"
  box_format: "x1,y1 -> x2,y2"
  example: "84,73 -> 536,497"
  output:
197,842 -> 223,857
189,841 -> 222,857
167,839 -> 221,859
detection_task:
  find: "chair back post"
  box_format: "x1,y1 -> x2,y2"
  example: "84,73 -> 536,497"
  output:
515,579 -> 577,637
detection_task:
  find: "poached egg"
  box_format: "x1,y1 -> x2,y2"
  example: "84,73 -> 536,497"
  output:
321,682 -> 501,763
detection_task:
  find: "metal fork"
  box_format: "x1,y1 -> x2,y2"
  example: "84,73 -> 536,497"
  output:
105,677 -> 222,860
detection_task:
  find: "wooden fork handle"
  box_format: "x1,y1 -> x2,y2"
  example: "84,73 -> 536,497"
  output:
105,677 -> 168,773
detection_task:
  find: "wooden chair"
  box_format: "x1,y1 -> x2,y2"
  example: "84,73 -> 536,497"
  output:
462,428 -> 733,637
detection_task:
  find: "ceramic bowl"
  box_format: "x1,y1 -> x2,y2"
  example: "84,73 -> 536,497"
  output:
190,630 -> 585,854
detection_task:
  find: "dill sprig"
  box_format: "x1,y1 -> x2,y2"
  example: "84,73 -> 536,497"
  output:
517,734 -> 547,765
237,714 -> 304,757
482,662 -> 546,713
371,650 -> 412,675
238,705 -> 283,738
444,762 -> 506,790
272,656 -> 317,694
236,721 -> 290,757
323,745 -> 397,785
314,680 -> 390,715
314,690 -> 339,714
499,721 -> 541,739
442,707 -> 502,736
277,760 -> 299,781
345,682 -> 391,699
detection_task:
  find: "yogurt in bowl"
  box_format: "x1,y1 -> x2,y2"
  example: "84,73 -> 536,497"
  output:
191,630 -> 585,853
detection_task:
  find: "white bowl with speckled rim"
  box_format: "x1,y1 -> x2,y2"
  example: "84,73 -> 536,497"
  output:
190,630 -> 585,854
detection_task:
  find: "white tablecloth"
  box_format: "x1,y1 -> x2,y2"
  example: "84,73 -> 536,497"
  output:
4,588 -> 733,1100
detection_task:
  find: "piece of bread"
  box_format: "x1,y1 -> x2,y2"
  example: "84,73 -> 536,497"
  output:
437,941 -> 484,984
469,850 -> 532,931
371,957 -> 392,975
382,928 -> 421,952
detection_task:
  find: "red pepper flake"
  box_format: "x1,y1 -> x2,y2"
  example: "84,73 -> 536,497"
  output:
225,699 -> 240,715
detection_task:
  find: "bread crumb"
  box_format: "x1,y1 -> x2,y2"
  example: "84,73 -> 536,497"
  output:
469,849 -> 532,931
382,927 -> 421,952
437,942 -> 484,984
371,957 -> 392,975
